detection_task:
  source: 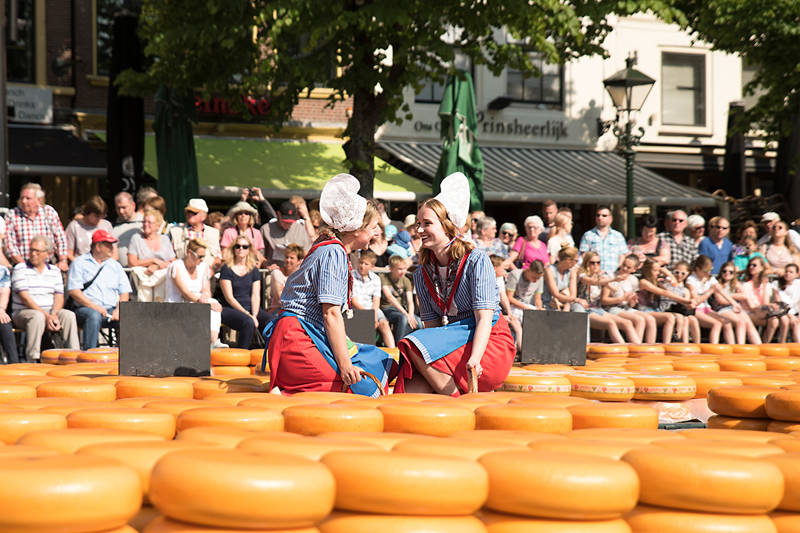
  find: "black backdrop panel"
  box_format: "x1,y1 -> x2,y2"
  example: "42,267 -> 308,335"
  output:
521,310 -> 587,366
344,309 -> 377,345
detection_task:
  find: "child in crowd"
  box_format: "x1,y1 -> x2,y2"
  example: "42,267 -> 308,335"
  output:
715,260 -> 762,344
733,235 -> 768,274
490,255 -> 523,352
686,255 -> 735,344
352,250 -> 396,348
658,260 -> 699,342
775,263 -> 800,342
637,259 -> 684,343
601,255 -> 651,342
268,243 -> 304,314
577,251 -> 639,343
740,255 -> 788,343
380,254 -> 420,339
507,260 -> 544,324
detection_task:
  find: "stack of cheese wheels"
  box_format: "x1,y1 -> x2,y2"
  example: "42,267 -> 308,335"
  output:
149,449 -> 335,529
622,447 -> 783,529
586,344 -> 629,359
210,348 -> 252,377
40,349 -> 63,365
77,349 -> 118,364
628,374 -> 696,401
498,370 -> 571,394
479,509 -> 632,533
116,378 -> 194,400
0,454 -> 142,532
473,404 -> 571,434
766,390 -> 800,422
625,505 -> 778,533
567,373 -> 635,401
378,403 -> 475,436
282,403 -> 384,435
322,450 -> 488,516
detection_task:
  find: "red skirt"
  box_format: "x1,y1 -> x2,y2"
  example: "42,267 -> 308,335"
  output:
395,315 -> 515,396
266,315 -> 343,395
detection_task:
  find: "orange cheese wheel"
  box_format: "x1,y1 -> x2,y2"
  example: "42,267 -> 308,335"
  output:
480,450 -> 638,519
143,516 -> 318,533
17,428 -> 165,453
378,402 -> 475,436
450,429 -> 566,446
67,408 -> 176,439
39,401 -> 121,416
680,428 -> 779,443
566,428 -> 684,444
0,410 -> 67,443
730,344 -> 762,355
240,434 -> 380,460
77,440 -> 215,500
58,350 -> 79,364
282,404 -> 383,435
663,343 -> 701,355
149,449 -> 334,529
629,374 -> 696,401
626,344 -> 665,355
0,454 -> 141,533
0,444 -> 60,459
210,348 -> 251,366
8,397 -> 97,410
529,438 -> 652,461
40,349 -> 63,365
769,421 -> 800,434
393,436 -> 524,460
771,511 -> 800,533
114,397 -> 181,408
718,359 -> 768,372
239,395 -> 324,411
767,390 -> 800,422
192,378 -> 265,399
176,406 -> 283,432
567,374 -> 635,401
761,345 -> 791,357
508,395 -> 590,408
623,447 -> 783,513
210,366 -> 252,377
623,362 -> 673,373
459,392 -> 530,403
480,509 -> 632,533
315,431 -> 414,450
77,351 -> 118,364
521,364 -> 574,372
568,403 -> 658,430
766,358 -> 800,371
201,392 -> 270,405
143,399 -> 227,416
0,367 -> 45,377
426,398 -> 504,411
249,349 -> 264,367
762,454 -> 800,511
706,415 -> 771,431
176,427 -> 298,448
690,373 -> 744,398
116,379 -> 194,400
671,361 -> 720,373
319,512 -> 484,533
474,405 -> 571,433
654,438 -> 785,458
625,505 -> 778,533
743,377 -> 797,388
499,372 -> 572,394
708,386 -> 775,418
587,344 -> 629,356
700,344 -> 734,355
322,450 -> 488,515
37,380 -> 117,401
292,391 -> 356,402
0,384 -> 36,402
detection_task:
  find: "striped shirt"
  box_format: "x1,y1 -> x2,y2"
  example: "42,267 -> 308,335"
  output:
280,243 -> 349,331
11,261 -> 63,313
413,250 -> 499,323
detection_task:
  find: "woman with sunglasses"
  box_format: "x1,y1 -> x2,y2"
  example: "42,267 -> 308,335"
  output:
715,260 -> 762,344
577,251 -> 639,343
220,201 -> 267,267
628,214 -> 669,267
637,259 -> 692,343
165,238 -> 226,349
739,256 -> 788,343
759,220 -> 800,277
601,254 -> 652,342
219,235 -> 273,349
499,223 -> 518,257
658,261 -> 698,342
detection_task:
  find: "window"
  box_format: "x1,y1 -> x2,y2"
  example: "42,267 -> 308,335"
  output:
415,52 -> 472,104
506,51 -> 562,107
5,0 -> 35,83
95,0 -> 128,76
661,52 -> 706,127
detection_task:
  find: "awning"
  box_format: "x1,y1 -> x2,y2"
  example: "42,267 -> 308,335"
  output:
376,141 -> 718,207
9,125 -> 106,176
635,150 -> 775,174
141,136 -> 430,202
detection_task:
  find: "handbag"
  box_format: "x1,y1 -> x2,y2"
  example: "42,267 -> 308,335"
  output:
513,239 -> 528,269
65,263 -> 107,311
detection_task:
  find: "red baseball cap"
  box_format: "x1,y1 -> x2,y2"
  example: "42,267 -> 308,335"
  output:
91,229 -> 118,244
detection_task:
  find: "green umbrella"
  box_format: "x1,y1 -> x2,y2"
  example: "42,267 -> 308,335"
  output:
434,70 -> 484,212
154,85 -> 200,223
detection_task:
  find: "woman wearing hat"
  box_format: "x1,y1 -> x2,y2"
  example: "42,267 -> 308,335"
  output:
395,173 -> 515,395
220,201 -> 266,266
261,174 -> 396,396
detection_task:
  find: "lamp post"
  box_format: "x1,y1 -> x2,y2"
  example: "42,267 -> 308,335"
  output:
601,56 -> 656,238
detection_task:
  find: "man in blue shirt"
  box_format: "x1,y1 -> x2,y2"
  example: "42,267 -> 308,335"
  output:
698,216 -> 734,274
67,230 -> 132,349
579,206 -> 628,274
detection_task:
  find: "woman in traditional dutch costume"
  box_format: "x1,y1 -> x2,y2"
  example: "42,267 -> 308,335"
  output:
261,174 -> 396,397
396,173 -> 515,395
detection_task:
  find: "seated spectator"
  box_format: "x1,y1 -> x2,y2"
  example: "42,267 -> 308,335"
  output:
740,255 -> 789,344
760,220 -> 800,276
135,187 -> 158,218
775,263 -> 800,343
261,200 -> 312,268
65,196 -> 115,263
758,212 -> 781,246
687,214 -> 706,247
112,192 -> 142,267
490,255 -> 522,352
579,206 -> 628,274
268,243 -> 305,314
658,210 -> 698,270
468,210 -> 486,241
637,259 -> 683,343
499,222 -> 518,256
716,261 -> 762,344
0,262 -> 17,362
352,250 -> 395,348
11,236 -> 78,360
168,199 -> 221,268
658,261 -> 699,342
368,224 -> 391,268
219,235 -> 272,349
165,238 -> 226,349
509,216 -> 550,269
386,230 -> 414,260
507,260 -> 544,323
541,246 -> 580,311
628,214 -> 669,267
734,235 -> 767,274
67,230 -> 131,350
404,215 -> 422,257
206,211 -> 226,234
601,255 -> 650,343
127,208 -> 175,302
686,255 -> 735,344
380,255 -> 420,339
5,182 -> 68,271
473,217 -> 507,257
220,202 -> 266,266
698,216 -> 734,275
547,212 -> 575,263
577,251 -> 639,343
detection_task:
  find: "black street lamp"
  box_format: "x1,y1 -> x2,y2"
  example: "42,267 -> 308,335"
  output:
600,56 -> 656,238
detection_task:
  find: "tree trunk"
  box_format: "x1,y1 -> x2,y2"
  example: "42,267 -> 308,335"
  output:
343,87 -> 385,199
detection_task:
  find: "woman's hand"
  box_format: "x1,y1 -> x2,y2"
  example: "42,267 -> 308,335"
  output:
210,300 -> 222,313
466,356 -> 483,378
339,364 -> 364,387
250,313 -> 259,327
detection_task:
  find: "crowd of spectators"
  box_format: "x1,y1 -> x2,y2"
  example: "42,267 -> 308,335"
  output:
1,179 -> 798,364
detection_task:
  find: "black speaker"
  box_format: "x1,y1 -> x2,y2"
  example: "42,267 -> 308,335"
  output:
119,302 -> 211,376
344,309 -> 377,344
520,310 -> 587,366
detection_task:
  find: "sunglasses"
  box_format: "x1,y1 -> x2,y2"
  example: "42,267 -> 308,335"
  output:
721,269 -> 734,274
588,261 -> 601,265
234,244 -> 250,250
674,271 -> 689,276
501,231 -> 514,236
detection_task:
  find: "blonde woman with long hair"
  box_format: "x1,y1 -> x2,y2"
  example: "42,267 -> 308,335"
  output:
577,251 -> 638,343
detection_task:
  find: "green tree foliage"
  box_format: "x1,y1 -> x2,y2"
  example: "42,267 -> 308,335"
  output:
675,0 -> 800,139
121,0 -> 683,196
